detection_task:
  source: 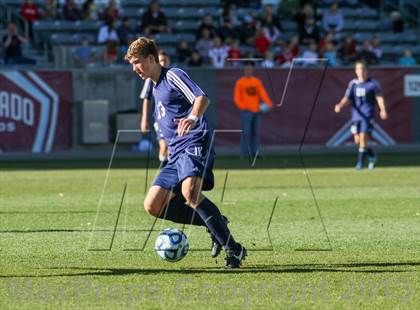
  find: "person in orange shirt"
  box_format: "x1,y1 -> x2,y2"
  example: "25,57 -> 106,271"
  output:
234,61 -> 273,157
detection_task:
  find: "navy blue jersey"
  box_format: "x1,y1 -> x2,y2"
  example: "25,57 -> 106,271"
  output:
152,67 -> 210,160
344,78 -> 382,121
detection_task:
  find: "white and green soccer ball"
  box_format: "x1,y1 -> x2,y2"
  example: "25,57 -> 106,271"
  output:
155,228 -> 189,262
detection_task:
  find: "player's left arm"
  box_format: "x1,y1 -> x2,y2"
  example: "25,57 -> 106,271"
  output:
167,68 -> 208,136
177,95 -> 209,137
257,79 -> 273,108
376,95 -> 387,120
374,80 -> 387,120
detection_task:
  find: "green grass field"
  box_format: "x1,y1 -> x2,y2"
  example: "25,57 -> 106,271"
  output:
0,155 -> 419,309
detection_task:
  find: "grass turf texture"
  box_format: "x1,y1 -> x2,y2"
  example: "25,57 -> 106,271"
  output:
0,155 -> 419,309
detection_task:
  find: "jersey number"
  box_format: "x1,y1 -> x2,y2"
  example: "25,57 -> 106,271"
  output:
356,88 -> 366,97
156,101 -> 166,119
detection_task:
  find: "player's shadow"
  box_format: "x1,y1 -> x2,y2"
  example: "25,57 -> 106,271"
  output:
1,262 -> 418,278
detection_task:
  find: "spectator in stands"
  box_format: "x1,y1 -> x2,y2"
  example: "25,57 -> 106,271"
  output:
356,39 -> 378,65
361,0 -> 380,8
73,36 -> 97,67
117,17 -> 134,53
299,17 -> 320,45
176,40 -> 192,65
244,50 -> 256,59
197,15 -> 218,40
103,0 -> 120,24
82,0 -> 98,21
227,39 -> 242,62
390,11 -> 404,33
294,3 -> 315,31
140,1 -> 170,35
259,4 -> 283,43
188,50 -> 203,67
222,2 -> 240,27
209,36 -> 229,68
262,49 -> 275,68
196,28 -> 213,64
63,0 -> 81,21
239,15 -> 257,46
300,40 -> 319,67
21,0 -> 41,41
278,0 -> 300,20
254,27 -> 271,57
2,21 -> 36,65
319,32 -> 336,54
218,18 -> 238,42
105,40 -> 118,65
278,36 -> 299,67
338,33 -> 357,64
97,20 -> 119,44
42,0 -> 58,20
323,42 -> 339,66
322,2 -> 344,37
398,49 -> 417,67
370,37 -> 382,61
301,0 -> 318,9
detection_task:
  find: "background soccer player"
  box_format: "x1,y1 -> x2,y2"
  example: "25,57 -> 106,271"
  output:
335,60 -> 388,169
234,61 -> 273,158
126,37 -> 246,268
140,50 -> 170,166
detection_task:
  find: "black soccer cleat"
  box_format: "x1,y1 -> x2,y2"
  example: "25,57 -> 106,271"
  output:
208,216 -> 229,258
225,243 -> 247,269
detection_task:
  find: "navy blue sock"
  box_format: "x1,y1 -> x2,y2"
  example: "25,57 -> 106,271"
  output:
366,147 -> 374,158
357,148 -> 367,164
195,198 -> 237,250
158,196 -> 205,226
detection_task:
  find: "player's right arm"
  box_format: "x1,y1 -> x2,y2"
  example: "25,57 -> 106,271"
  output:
335,79 -> 355,113
334,96 -> 350,113
139,78 -> 153,133
234,78 -> 246,110
141,98 -> 150,133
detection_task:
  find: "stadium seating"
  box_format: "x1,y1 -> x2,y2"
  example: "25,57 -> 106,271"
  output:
2,0 -> 419,66
172,20 -> 201,32
122,0 -> 150,7
51,33 -> 97,45
121,7 -> 145,19
355,20 -> 379,31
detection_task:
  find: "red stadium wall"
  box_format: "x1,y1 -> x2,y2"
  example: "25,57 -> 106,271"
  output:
215,68 -> 413,147
0,71 -> 73,153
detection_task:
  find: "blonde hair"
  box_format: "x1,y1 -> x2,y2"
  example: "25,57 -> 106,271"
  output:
354,60 -> 368,69
125,37 -> 159,62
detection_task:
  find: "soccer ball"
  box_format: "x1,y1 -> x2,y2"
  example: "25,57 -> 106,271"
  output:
155,228 -> 189,262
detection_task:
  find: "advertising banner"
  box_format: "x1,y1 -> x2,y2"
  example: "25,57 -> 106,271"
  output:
0,70 -> 73,153
215,68 -> 412,147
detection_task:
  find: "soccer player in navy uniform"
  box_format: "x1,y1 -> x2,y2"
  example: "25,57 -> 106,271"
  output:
140,50 -> 170,166
335,60 -> 388,169
125,37 -> 246,268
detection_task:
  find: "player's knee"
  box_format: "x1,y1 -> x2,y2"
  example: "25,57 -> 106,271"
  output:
181,188 -> 194,205
143,199 -> 160,217
181,186 -> 200,206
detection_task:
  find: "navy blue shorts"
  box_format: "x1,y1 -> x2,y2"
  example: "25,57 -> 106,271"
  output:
350,119 -> 373,135
153,144 -> 215,192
